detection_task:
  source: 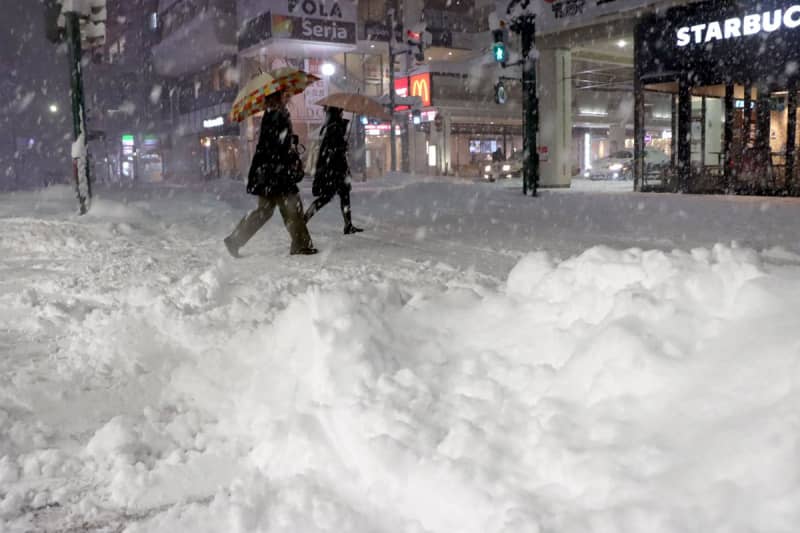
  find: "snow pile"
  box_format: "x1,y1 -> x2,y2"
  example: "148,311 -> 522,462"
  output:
17,247 -> 797,531
2,183 -> 800,532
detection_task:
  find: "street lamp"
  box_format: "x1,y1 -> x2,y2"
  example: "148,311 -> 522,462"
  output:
321,63 -> 335,76
49,104 -> 59,113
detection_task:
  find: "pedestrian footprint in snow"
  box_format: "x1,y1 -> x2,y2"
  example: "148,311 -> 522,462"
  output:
224,90 -> 317,257
304,106 -> 363,235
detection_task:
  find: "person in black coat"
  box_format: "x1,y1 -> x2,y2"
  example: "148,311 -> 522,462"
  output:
304,106 -> 363,235
224,90 -> 317,256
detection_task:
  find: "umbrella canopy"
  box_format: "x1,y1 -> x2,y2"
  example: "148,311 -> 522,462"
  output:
230,68 -> 320,123
315,93 -> 391,121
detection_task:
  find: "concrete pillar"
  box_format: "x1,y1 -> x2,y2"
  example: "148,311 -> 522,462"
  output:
442,113 -> 452,175
609,123 -> 626,154
427,112 -> 451,175
407,123 -> 428,175
538,48 -> 572,187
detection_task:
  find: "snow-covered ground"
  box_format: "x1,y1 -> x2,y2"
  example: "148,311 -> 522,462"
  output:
1,175 -> 799,532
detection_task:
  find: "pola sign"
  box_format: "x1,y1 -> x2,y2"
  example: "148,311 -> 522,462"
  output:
677,5 -> 800,46
269,0 -> 357,44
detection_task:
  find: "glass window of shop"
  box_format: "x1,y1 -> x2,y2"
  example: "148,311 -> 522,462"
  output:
359,0 -> 391,23
635,0 -> 800,195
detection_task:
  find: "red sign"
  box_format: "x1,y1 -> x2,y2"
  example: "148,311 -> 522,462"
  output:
393,73 -> 432,110
394,76 -> 408,98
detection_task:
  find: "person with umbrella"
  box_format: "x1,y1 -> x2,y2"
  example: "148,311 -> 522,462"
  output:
304,106 -> 363,234
224,69 -> 319,257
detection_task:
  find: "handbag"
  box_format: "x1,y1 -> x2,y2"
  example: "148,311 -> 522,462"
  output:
287,134 -> 306,183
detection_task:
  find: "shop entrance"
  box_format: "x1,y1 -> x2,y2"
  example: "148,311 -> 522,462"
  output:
635,0 -> 800,196
638,83 -> 796,194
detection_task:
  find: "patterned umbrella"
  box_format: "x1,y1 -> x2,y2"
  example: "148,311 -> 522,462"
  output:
230,68 -> 320,123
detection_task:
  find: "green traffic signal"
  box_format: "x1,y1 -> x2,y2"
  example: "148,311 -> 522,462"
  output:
492,42 -> 507,63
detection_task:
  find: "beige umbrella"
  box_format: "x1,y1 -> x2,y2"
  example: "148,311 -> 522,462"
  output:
315,93 -> 391,120
230,67 -> 320,123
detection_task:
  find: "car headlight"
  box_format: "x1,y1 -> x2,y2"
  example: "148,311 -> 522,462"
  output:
609,163 -> 623,171
502,164 -> 511,171
484,165 -> 492,172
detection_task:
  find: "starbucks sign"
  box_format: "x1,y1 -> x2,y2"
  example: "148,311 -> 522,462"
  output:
676,5 -> 800,46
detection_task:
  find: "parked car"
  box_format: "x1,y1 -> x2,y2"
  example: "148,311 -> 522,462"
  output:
584,148 -> 669,180
483,151 -> 524,181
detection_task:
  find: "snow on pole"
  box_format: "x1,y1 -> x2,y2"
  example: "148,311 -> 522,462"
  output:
64,9 -> 92,214
49,0 -> 105,214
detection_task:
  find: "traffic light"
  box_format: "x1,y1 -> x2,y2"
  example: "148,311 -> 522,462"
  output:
43,0 -> 107,48
412,109 -> 422,125
407,23 -> 432,63
494,81 -> 507,104
492,24 -> 508,66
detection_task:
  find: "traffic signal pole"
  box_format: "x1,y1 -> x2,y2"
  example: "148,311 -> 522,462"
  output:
387,9 -> 398,174
511,14 -> 538,196
64,10 -> 92,214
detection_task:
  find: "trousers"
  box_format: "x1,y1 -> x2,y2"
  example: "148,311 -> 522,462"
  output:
227,192 -> 313,253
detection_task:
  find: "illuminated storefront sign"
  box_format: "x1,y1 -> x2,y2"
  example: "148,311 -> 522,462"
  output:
203,116 -> 225,128
272,0 -> 356,44
239,0 -> 357,50
638,0 -> 800,87
676,5 -> 800,46
121,134 -> 135,156
393,73 -> 433,110
410,73 -> 431,108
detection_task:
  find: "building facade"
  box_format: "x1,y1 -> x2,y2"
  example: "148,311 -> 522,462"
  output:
86,0 -> 166,183
152,0 -> 240,181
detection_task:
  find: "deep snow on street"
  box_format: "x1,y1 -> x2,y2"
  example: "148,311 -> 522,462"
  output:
1,176 -> 799,532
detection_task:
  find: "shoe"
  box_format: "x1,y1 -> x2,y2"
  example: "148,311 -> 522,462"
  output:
223,237 -> 241,258
291,247 -> 318,255
344,224 -> 364,235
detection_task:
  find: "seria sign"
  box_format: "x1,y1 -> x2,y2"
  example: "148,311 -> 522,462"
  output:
677,5 -> 800,46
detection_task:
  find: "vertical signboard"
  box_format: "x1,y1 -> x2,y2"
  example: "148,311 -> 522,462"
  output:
303,58 -> 329,121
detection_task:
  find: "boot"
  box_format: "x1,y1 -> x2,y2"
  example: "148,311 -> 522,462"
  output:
290,246 -> 318,255
342,208 -> 363,235
223,236 -> 241,258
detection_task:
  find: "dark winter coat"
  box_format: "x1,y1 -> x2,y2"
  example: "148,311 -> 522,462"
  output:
247,109 -> 298,197
312,116 -> 350,197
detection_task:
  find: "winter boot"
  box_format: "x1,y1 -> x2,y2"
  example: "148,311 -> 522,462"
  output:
290,247 -> 319,255
342,208 -> 363,235
223,236 -> 241,258
343,224 -> 363,235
